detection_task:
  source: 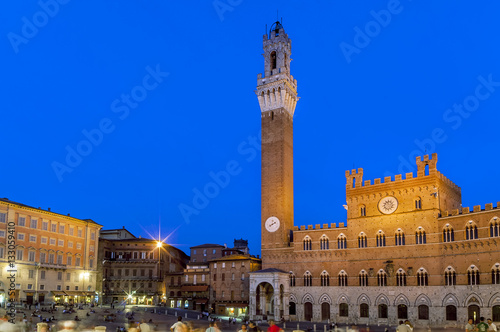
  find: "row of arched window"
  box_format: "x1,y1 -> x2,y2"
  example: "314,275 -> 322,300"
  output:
289,303 -> 500,321
301,219 -> 500,250
289,264 -> 500,287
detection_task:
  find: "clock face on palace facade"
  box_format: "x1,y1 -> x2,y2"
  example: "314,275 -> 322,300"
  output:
265,216 -> 280,232
378,196 -> 398,214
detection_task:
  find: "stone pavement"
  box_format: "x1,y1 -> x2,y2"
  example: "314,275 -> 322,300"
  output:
1,305 -> 467,332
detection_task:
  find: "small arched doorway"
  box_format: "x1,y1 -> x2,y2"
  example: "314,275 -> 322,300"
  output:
321,302 -> 330,321
304,302 -> 313,321
468,305 -> 480,324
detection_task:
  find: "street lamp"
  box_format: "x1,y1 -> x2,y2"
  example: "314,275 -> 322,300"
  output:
81,272 -> 89,304
157,241 -> 162,305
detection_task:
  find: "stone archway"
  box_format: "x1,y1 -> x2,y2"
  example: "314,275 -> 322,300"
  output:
249,269 -> 290,321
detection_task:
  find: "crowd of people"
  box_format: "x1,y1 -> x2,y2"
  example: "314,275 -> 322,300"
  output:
170,317 -> 284,332
466,317 -> 497,332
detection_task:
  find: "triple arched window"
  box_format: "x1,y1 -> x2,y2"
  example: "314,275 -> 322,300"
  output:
443,224 -> 454,242
490,218 -> 499,237
395,229 -> 405,246
359,270 -> 368,286
376,231 -> 386,247
465,221 -> 478,240
415,227 -> 426,244
416,268 -> 429,286
467,265 -> 480,285
320,235 -> 329,250
338,234 -> 347,249
444,266 -> 456,286
321,271 -> 330,286
303,236 -> 312,251
338,270 -> 348,286
396,268 -> 407,286
358,232 -> 367,248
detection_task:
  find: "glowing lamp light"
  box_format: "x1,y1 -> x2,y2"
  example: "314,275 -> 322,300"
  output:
157,241 -> 162,248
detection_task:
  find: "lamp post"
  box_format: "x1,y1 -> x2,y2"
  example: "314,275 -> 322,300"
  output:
81,272 -> 89,304
156,241 -> 162,306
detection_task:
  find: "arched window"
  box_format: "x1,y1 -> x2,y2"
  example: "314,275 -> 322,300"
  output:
360,303 -> 369,318
303,236 -> 312,251
320,235 -> 329,250
270,51 -> 277,71
338,234 -> 347,249
418,305 -> 429,320
444,266 -> 456,286
289,272 -> 296,287
320,271 -> 330,286
339,303 -> 348,317
494,305 -> 500,322
377,269 -> 387,286
491,263 -> 500,284
376,230 -> 386,247
359,270 -> 368,287
417,268 -> 429,286
398,304 -> 408,319
338,270 -> 348,287
446,305 -> 457,321
360,205 -> 366,217
378,304 -> 388,318
395,229 -> 405,246
415,197 -> 422,209
465,221 -> 478,240
358,232 -> 367,248
303,271 -> 312,287
415,227 -> 426,244
443,224 -> 454,242
396,268 -> 407,286
467,265 -> 480,285
490,218 -> 500,237
289,302 -> 296,315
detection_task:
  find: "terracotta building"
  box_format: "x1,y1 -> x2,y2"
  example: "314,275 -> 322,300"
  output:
210,254 -> 261,318
249,22 -> 500,327
98,229 -> 188,305
0,198 -> 101,305
181,244 -> 223,311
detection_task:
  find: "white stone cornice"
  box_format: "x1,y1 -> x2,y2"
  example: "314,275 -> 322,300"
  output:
255,79 -> 299,117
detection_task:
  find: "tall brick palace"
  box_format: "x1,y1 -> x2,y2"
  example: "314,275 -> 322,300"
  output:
249,22 -> 500,327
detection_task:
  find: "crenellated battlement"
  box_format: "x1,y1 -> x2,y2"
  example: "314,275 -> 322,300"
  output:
345,154 -> 459,191
440,202 -> 500,217
293,222 -> 347,231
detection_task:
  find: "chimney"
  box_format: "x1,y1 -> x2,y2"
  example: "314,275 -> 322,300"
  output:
48,208 -> 51,211
67,213 -> 70,216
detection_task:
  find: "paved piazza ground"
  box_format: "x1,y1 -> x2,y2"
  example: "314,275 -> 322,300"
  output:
2,305 -> 466,332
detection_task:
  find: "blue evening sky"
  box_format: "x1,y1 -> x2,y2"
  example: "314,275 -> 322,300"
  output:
2,1 -> 499,255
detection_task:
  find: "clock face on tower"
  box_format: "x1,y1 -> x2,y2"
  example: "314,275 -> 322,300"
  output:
378,196 -> 398,214
265,216 -> 280,232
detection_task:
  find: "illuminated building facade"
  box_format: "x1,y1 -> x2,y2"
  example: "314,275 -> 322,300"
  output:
249,22 -> 500,327
210,254 -> 261,318
98,230 -> 188,306
0,198 -> 101,305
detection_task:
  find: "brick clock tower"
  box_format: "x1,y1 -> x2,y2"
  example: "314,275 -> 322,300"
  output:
257,21 -> 299,259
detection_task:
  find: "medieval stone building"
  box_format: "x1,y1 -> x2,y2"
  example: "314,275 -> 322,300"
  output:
249,22 -> 500,328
